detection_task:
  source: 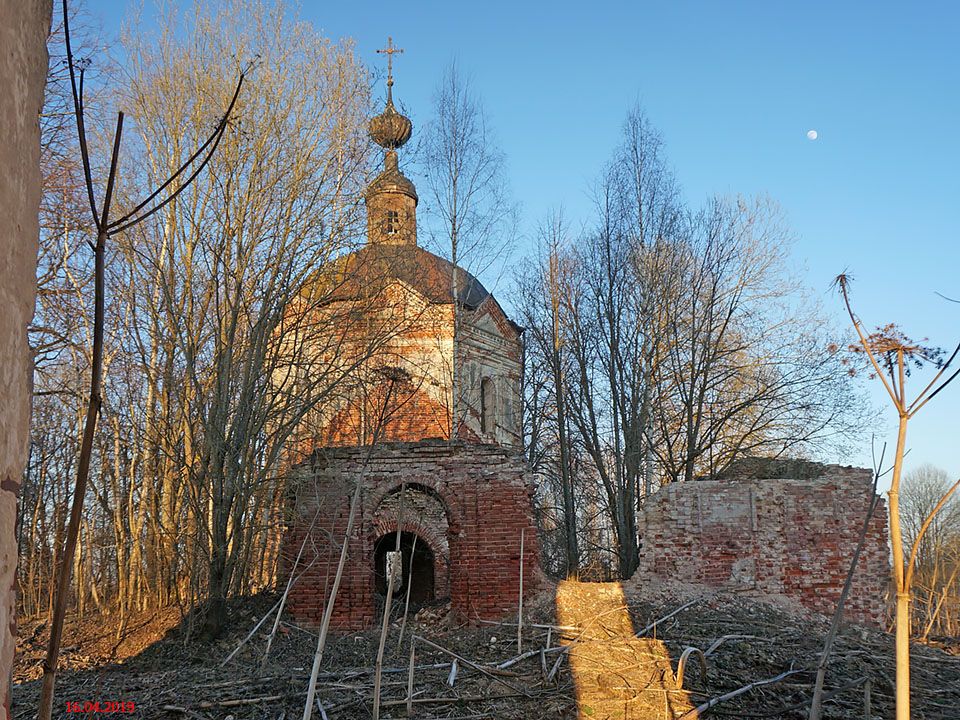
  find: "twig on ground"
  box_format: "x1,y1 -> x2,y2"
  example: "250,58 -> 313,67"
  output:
412,635 -> 531,697
636,598 -> 702,638
676,646 -> 707,689
679,668 -> 803,719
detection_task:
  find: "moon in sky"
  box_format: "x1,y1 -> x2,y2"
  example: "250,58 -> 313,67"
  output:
806,129 -> 819,140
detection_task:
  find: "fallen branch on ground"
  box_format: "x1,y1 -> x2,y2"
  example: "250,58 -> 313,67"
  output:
412,635 -> 532,697
679,668 -> 804,719
636,598 -> 703,638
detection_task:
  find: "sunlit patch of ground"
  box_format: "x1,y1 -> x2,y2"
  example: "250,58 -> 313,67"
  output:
556,580 -> 695,719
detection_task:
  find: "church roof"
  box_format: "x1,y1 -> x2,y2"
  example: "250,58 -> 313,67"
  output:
307,242 -> 490,310
300,40 -> 520,335
365,152 -> 418,202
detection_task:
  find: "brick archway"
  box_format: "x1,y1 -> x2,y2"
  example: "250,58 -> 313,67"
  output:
370,483 -> 452,600
368,480 -> 462,536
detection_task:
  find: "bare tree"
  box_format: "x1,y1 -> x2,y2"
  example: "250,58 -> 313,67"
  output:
516,213 -> 580,577
836,275 -> 960,720
38,0 -> 244,715
556,110 -> 682,577
421,62 -> 517,435
517,105 -> 872,581
22,0 -> 382,668
901,464 -> 960,640
117,0 -> 373,638
652,198 -> 869,484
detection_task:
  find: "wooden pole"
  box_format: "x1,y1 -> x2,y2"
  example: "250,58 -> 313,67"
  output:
406,637 -> 416,717
517,528 -> 525,654
397,533 -> 418,650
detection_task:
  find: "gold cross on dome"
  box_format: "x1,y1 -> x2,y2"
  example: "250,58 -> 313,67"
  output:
376,36 -> 404,88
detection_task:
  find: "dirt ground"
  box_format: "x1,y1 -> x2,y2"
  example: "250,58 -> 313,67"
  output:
11,580 -> 960,719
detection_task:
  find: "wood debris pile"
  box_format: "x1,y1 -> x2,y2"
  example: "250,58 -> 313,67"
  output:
11,584 -> 960,719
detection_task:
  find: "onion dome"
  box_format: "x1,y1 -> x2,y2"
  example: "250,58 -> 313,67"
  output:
369,37 -> 412,150
369,97 -> 412,150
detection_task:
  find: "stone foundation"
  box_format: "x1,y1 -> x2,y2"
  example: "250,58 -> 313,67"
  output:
637,462 -> 890,626
283,441 -> 539,629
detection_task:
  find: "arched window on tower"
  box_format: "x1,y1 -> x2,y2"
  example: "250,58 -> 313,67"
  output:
480,377 -> 495,435
384,209 -> 400,236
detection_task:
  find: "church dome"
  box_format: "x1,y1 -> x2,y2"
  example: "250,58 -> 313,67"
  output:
369,99 -> 413,150
312,243 -> 491,309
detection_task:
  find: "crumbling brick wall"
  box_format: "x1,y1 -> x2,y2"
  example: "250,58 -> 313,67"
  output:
637,462 -> 890,626
1,1 -> 49,716
283,441 -> 539,629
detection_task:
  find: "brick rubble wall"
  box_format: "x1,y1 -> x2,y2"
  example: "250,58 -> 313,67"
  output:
637,465 -> 890,626
1,1 -> 49,716
282,442 -> 540,630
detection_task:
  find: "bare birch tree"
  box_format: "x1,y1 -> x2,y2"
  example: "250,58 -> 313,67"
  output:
421,62 -> 517,435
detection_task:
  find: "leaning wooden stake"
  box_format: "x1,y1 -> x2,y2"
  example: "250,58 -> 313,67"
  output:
372,560 -> 398,719
517,528 -> 525,654
396,533 -> 419,650
406,637 -> 416,717
302,379 -> 400,720
373,485 -> 405,720
808,458 -> 882,720
261,512 -> 320,669
302,469 -> 364,720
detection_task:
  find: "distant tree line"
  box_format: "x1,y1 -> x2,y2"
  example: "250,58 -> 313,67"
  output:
901,464 -> 960,640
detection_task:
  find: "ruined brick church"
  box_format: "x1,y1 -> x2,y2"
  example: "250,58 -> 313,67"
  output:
281,44 -> 539,629
280,43 -> 890,632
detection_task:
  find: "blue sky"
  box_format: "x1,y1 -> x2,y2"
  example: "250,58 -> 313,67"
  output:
86,1 -> 959,485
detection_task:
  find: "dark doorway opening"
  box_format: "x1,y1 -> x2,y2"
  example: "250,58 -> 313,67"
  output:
373,531 -> 435,607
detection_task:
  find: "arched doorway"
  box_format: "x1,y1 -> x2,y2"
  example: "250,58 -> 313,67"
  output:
373,531 -> 435,607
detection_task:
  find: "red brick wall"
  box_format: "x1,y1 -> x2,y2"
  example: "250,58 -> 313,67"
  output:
283,442 -> 540,629
638,464 -> 890,626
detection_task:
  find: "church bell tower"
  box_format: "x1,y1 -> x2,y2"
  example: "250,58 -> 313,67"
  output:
365,38 -> 418,246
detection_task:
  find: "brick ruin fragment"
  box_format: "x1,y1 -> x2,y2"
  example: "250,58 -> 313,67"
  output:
637,460 -> 891,626
283,442 -> 539,629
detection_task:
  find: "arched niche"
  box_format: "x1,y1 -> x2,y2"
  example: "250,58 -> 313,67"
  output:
371,483 -> 452,601
373,530 -> 436,606
480,376 -> 495,435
